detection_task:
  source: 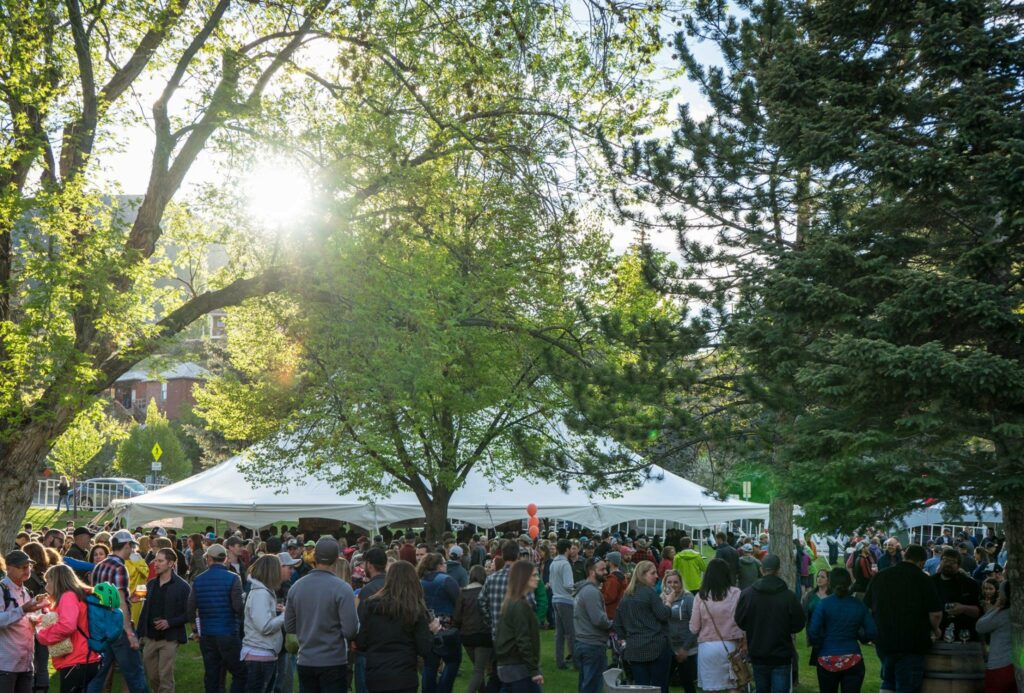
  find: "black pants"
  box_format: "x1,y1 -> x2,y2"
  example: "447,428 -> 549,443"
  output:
296,665 -> 348,693
59,664 -> 100,693
669,652 -> 697,693
816,660 -> 866,693
0,671 -> 33,693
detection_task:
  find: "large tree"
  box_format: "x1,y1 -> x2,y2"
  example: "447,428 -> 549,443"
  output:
611,0 -> 1024,677
736,0 -> 1024,674
0,0 -> 668,546
194,0 -> 672,539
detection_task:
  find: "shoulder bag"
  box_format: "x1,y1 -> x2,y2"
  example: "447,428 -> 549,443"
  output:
701,597 -> 752,688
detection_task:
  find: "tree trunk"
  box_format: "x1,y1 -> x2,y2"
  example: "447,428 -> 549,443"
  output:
769,495 -> 796,589
1000,495 -> 1024,690
423,488 -> 451,543
0,421 -> 65,549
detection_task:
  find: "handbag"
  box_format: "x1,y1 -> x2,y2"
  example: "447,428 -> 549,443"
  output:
37,611 -> 74,658
701,598 -> 753,688
431,626 -> 461,658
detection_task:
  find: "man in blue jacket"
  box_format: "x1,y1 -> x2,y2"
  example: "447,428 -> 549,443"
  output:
139,548 -> 191,693
188,543 -> 246,693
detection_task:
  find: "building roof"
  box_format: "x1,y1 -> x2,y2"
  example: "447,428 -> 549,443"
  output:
115,362 -> 211,383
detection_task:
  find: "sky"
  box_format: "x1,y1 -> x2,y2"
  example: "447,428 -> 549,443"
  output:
96,7 -> 720,259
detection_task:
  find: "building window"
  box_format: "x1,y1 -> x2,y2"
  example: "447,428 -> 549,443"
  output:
161,382 -> 168,401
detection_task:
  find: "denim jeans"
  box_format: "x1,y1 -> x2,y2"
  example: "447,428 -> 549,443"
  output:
275,651 -> 295,693
199,634 -> 246,693
352,652 -> 367,693
499,679 -> 540,693
245,660 -> 278,693
573,641 -> 606,693
878,652 -> 925,693
296,664 -> 348,693
422,648 -> 461,693
753,662 -> 792,693
629,643 -> 672,693
86,631 -> 150,693
55,492 -> 72,512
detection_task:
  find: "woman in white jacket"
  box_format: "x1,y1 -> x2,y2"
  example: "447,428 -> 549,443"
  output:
243,555 -> 286,693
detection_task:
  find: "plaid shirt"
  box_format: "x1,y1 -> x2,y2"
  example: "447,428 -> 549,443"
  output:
91,556 -> 130,602
478,565 -> 535,638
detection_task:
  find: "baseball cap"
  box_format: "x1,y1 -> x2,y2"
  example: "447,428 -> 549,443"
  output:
741,543 -> 753,552
518,534 -> 531,543
304,540 -> 316,548
278,551 -> 302,567
73,527 -> 94,538
314,537 -> 340,564
286,539 -> 299,548
153,527 -> 168,537
762,554 -> 781,572
111,529 -> 138,547
4,550 -> 33,567
206,544 -> 227,559
449,545 -> 463,558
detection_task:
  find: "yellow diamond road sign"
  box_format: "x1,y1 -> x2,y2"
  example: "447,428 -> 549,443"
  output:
151,442 -> 163,461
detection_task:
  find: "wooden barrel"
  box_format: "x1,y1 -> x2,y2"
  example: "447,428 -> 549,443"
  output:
921,641 -> 985,693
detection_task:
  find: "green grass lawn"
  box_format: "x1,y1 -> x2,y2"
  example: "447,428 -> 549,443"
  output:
56,628 -> 883,692
23,506 -> 228,537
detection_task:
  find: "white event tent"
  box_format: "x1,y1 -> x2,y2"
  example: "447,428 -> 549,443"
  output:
112,449 -> 769,530
899,502 -> 1003,528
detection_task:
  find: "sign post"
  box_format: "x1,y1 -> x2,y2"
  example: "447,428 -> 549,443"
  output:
150,442 -> 163,485
742,480 -> 752,501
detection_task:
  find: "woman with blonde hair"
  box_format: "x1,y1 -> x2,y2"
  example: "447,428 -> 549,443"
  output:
612,560 -> 672,692
494,561 -> 543,691
242,554 -> 286,692
36,564 -> 101,691
334,557 -> 352,585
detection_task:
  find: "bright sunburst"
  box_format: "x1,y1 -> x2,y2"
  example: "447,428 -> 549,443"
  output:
242,160 -> 312,229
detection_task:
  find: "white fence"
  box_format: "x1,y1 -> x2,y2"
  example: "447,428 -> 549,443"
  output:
34,478 -> 163,511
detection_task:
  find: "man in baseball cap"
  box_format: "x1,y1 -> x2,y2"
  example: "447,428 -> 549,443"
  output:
88,529 -> 150,692
65,526 -> 94,581
285,537 -> 358,681
1,550 -> 49,688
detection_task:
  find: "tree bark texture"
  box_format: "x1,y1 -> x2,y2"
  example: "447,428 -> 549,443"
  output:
769,495 -> 796,589
1001,496 -> 1024,690
423,489 -> 452,544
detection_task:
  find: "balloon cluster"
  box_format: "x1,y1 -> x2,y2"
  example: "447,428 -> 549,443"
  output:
527,503 -> 539,540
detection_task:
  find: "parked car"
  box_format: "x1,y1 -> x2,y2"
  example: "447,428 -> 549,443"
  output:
74,477 -> 147,510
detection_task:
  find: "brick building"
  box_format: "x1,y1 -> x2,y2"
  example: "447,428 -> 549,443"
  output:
111,362 -> 210,421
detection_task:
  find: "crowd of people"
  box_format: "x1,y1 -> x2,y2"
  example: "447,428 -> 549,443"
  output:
0,519 -> 1015,693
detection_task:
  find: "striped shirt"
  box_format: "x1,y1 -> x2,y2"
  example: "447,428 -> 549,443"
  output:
0,577 -> 35,672
478,564 -> 536,639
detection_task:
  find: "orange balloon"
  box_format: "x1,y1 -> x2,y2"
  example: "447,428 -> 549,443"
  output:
527,503 -> 538,516
528,516 -> 540,528
528,525 -> 539,540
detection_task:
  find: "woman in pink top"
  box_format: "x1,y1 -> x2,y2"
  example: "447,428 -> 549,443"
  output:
36,564 -> 101,692
688,558 -> 744,692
